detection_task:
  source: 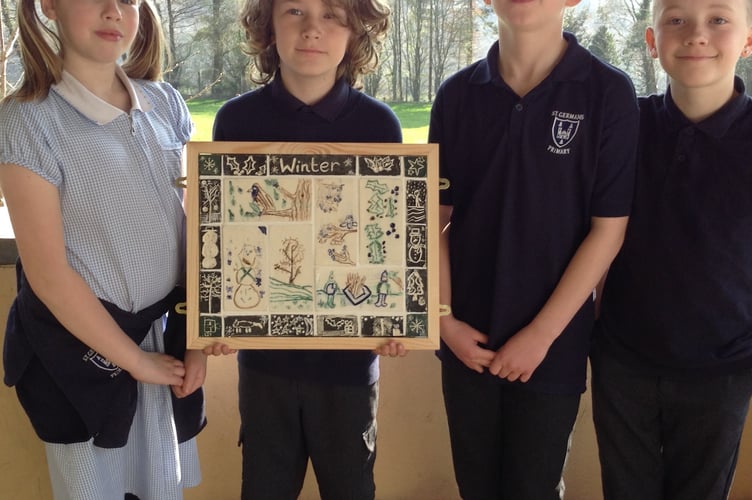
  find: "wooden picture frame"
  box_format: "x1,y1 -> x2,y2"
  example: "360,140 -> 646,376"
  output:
185,141 -> 440,350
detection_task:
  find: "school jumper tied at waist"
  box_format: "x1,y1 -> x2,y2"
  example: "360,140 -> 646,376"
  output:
3,260 -> 205,448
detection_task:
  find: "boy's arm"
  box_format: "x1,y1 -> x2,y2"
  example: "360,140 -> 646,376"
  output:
438,205 -> 496,373
489,215 -> 628,382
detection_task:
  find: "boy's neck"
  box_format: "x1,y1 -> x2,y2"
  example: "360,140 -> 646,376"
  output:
669,78 -> 737,123
278,71 -> 338,106
497,29 -> 568,97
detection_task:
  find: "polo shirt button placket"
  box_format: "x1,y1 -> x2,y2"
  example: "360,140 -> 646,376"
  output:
676,128 -> 694,163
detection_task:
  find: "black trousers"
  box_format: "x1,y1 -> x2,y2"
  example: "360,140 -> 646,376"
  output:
441,361 -> 580,500
238,363 -> 378,500
591,345 -> 752,500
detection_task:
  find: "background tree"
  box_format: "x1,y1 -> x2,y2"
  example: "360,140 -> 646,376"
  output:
208,0 -> 229,96
151,0 -> 205,89
605,0 -> 659,94
563,5 -> 591,47
152,0 -> 248,98
736,57 -> 752,91
404,0 -> 427,102
1,0 -> 18,99
428,0 -> 471,99
588,24 -> 618,63
390,0 -> 404,101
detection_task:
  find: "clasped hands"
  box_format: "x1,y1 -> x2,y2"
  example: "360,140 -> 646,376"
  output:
440,316 -> 552,382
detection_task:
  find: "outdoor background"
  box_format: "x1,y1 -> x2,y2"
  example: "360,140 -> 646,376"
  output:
6,0 -> 752,106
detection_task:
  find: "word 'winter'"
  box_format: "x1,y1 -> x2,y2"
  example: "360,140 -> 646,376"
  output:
278,156 -> 341,174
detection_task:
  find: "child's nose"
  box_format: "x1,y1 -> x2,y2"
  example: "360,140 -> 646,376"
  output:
302,18 -> 322,39
684,24 -> 709,45
102,0 -> 123,21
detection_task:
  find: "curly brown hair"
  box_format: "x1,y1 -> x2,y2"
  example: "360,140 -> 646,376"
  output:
239,0 -> 391,88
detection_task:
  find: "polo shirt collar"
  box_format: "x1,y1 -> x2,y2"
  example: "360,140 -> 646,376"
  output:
269,74 -> 349,122
52,65 -> 152,125
469,31 -> 590,87
663,77 -> 749,138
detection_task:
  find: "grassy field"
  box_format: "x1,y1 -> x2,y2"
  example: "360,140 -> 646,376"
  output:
186,98 -> 430,144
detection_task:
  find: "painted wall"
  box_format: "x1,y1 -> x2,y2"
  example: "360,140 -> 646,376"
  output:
1,263 -> 752,499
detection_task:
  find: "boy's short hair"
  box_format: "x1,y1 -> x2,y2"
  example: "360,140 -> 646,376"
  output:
239,0 -> 391,88
651,0 -> 752,24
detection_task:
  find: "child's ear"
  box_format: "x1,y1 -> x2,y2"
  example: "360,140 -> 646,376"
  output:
741,27 -> 752,59
645,26 -> 658,59
565,0 -> 582,7
40,0 -> 58,20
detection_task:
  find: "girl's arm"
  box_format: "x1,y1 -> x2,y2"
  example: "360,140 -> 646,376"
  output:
0,164 -> 186,387
489,215 -> 629,382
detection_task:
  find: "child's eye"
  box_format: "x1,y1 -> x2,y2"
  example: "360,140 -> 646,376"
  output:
710,17 -> 729,25
287,8 -> 303,16
667,17 -> 684,25
323,8 -> 347,25
120,0 -> 138,5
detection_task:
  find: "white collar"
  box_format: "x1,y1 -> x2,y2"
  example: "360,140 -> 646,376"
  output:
52,66 -> 153,125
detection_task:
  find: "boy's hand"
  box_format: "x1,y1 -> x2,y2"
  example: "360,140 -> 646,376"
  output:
373,340 -> 408,357
172,350 -> 208,398
202,342 -> 237,356
130,351 -> 185,386
489,324 -> 553,382
440,316 -> 494,373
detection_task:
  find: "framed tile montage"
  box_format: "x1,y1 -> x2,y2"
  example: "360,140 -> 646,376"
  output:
185,142 -> 439,350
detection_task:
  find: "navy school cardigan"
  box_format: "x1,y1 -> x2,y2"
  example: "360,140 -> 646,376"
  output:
3,260 -> 205,448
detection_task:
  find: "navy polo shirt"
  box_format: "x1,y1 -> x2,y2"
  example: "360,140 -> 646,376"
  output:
213,76 -> 402,386
597,78 -> 752,378
430,33 -> 638,394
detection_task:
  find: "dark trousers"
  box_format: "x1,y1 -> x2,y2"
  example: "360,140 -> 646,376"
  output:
591,345 -> 752,500
238,363 -> 378,500
441,362 -> 580,500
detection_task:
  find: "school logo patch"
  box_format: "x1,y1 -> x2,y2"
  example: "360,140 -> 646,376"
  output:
552,118 -> 579,147
547,110 -> 584,155
83,349 -> 123,378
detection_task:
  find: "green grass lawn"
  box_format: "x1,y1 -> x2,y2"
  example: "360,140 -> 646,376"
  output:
185,98 -> 225,142
186,98 -> 430,143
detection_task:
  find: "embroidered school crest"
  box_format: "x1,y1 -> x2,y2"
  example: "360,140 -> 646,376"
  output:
547,111 -> 584,155
552,117 -> 579,148
83,349 -> 123,377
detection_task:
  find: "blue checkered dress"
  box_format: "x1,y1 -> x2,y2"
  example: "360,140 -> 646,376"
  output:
0,68 -> 200,499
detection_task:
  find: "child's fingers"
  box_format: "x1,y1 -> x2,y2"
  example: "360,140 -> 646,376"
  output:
373,341 -> 408,357
203,342 -> 236,356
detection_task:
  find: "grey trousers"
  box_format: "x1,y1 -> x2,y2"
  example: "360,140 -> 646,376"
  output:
441,361 -> 580,500
238,363 -> 378,500
591,345 -> 752,500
